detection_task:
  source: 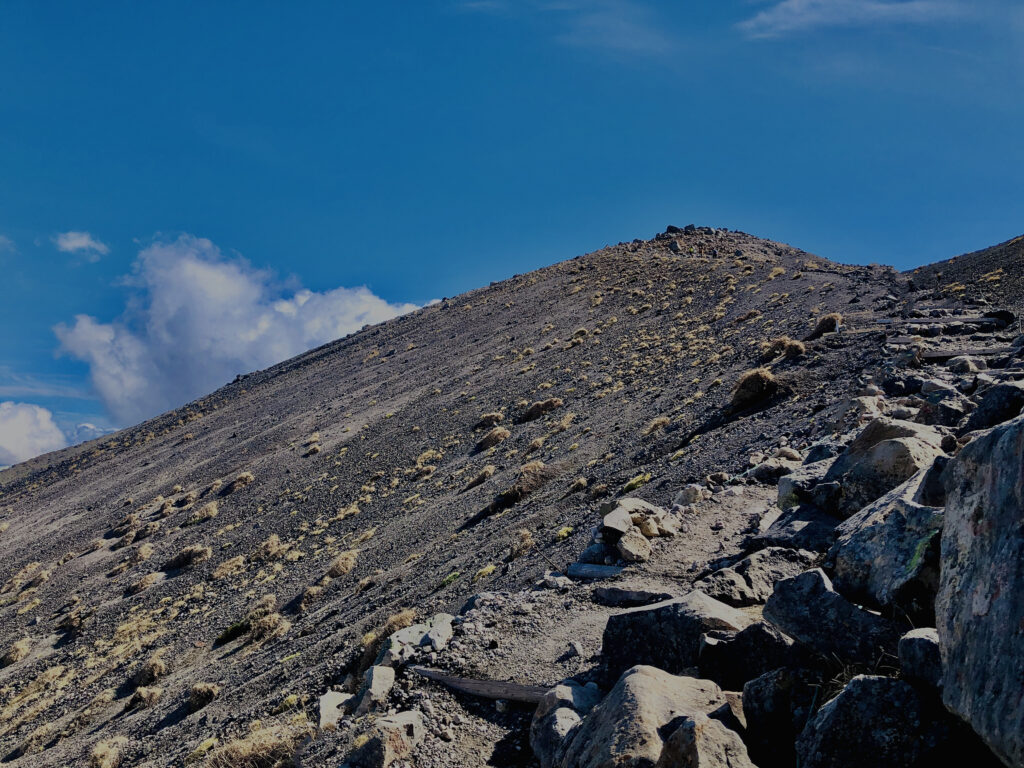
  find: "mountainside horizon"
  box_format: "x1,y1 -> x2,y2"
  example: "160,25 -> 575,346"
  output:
2,224 -> 1023,768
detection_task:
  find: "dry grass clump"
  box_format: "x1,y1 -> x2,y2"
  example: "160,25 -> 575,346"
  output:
644,416 -> 671,435
521,397 -> 564,422
476,426 -> 510,452
513,460 -> 560,497
475,412 -> 504,429
567,477 -> 588,494
224,471 -> 255,495
761,336 -> 806,362
256,534 -> 288,561
806,311 -> 843,340
187,501 -> 219,525
327,550 -> 359,578
129,685 -> 163,709
134,648 -> 168,685
163,545 -> 212,571
509,529 -> 535,560
299,585 -> 324,612
359,608 -> 417,669
1,638 -> 31,667
236,595 -> 291,643
127,572 -> 161,596
89,736 -> 128,768
212,555 -> 246,579
205,718 -> 314,768
730,367 -> 780,411
189,682 -> 221,712
463,464 -> 496,491
527,436 -> 546,452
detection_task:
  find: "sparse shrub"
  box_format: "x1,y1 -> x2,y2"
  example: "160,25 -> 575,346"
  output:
509,529 -> 535,560
163,545 -> 212,571
463,464 -> 496,491
806,312 -> 843,340
189,682 -> 221,712
135,648 -> 168,685
475,412 -> 504,429
224,471 -> 255,494
1,638 -> 31,667
622,473 -> 651,493
476,426 -> 510,451
761,336 -> 805,362
527,437 -> 546,452
556,526 -> 573,540
256,534 -> 287,560
187,501 -> 219,525
300,585 -> 324,612
90,736 -> 128,768
303,444 -> 322,457
730,367 -> 780,411
521,397 -> 564,422
567,477 -> 587,494
127,572 -> 160,596
205,719 -> 314,768
176,490 -> 198,508
440,571 -> 460,588
644,416 -> 670,435
212,555 -> 245,579
328,550 -> 359,578
113,531 -> 136,550
473,564 -> 496,583
130,685 -> 162,709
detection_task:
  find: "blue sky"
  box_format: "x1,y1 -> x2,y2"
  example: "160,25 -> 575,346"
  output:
1,0 -> 1022,463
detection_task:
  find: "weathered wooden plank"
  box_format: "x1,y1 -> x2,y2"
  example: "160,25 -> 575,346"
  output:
408,666 -> 548,704
920,347 -> 1012,361
567,563 -> 624,580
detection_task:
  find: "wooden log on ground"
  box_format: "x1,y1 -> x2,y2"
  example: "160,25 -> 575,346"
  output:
567,563 -> 624,580
408,666 -> 548,704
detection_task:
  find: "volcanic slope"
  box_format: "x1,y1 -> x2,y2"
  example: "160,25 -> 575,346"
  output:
0,227 -> 903,767
910,232 -> 1024,307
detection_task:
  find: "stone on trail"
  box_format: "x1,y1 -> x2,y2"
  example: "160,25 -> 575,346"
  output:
827,469 -> 943,623
559,665 -> 726,768
750,504 -> 837,553
353,664 -> 396,715
777,458 -> 835,509
616,526 -> 652,562
937,414 -> 1024,768
963,380 -> 1024,432
349,710 -> 425,768
603,591 -> 755,678
530,680 -> 602,768
763,569 -> 900,664
694,547 -> 817,607
654,713 -> 756,768
698,621 -> 811,691
319,689 -> 354,729
898,628 -> 941,691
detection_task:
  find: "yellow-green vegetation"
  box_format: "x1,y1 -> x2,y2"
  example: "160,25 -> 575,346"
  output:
205,717 -> 314,768
807,311 -> 843,340
622,473 -> 651,493
463,464 -> 496,491
761,336 -> 805,362
556,526 -> 573,541
643,416 -> 670,435
187,501 -> 219,525
327,550 -> 358,578
440,571 -> 461,588
473,564 -> 496,583
134,648 -> 168,685
127,572 -> 161,595
164,545 -> 212,571
212,555 -> 246,579
225,471 -> 255,494
89,736 -> 128,768
476,426 -> 510,451
1,638 -> 31,667
216,594 -> 290,645
522,397 -> 564,422
189,682 -> 221,712
130,686 -> 163,709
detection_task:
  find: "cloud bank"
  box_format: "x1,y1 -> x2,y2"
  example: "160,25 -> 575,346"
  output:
56,235 -> 418,426
739,0 -> 962,38
0,402 -> 68,466
54,230 -> 110,260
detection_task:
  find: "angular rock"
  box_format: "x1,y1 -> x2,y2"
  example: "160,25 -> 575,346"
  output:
675,484 -> 708,506
319,689 -> 354,729
616,527 -> 652,562
823,417 -> 944,517
378,613 -> 456,664
742,667 -> 823,768
750,504 -> 837,553
898,628 -> 941,691
746,457 -> 802,484
796,676 -> 942,768
948,355 -> 987,374
577,542 -> 615,565
592,584 -> 677,608
827,470 -> 943,622
603,591 -> 755,678
350,710 -> 424,768
777,458 -> 835,509
531,680 -> 602,768
694,547 -> 817,607
560,666 -> 725,768
698,621 -> 810,690
963,380 -> 1024,432
937,414 -> 1024,767
602,507 -> 634,540
353,664 -> 395,715
654,713 -> 756,768
763,569 -> 900,664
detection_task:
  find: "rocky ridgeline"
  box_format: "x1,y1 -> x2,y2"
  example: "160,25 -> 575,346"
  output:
322,306 -> 1024,768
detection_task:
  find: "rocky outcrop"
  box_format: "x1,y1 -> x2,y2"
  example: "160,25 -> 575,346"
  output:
822,417 -> 944,516
827,469 -> 943,622
349,710 -> 425,768
559,665 -> 726,768
963,380 -> 1024,433
654,713 -> 756,768
763,569 -> 900,664
937,415 -> 1024,768
694,547 -> 817,607
603,592 -> 755,678
531,680 -> 602,768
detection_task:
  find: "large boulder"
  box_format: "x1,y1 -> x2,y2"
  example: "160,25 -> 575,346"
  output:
531,680 -> 603,768
749,504 -> 838,553
826,469 -> 943,623
823,418 -> 944,517
349,710 -> 425,768
654,713 -> 756,768
777,459 -> 835,509
698,622 -> 811,690
763,569 -> 900,664
742,667 -> 823,768
963,380 -> 1024,432
603,592 -> 755,678
937,415 -> 1024,767
795,675 -> 973,768
560,665 -> 725,768
694,547 -> 817,607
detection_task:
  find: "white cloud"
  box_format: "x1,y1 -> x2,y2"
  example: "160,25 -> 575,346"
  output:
55,235 -> 419,425
0,402 -> 68,466
54,230 -> 110,261
739,0 -> 963,38
0,235 -> 15,253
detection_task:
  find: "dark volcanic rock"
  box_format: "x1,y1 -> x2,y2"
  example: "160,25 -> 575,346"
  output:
694,547 -> 817,607
963,380 -> 1024,432
742,666 -> 823,768
698,621 -> 812,691
898,628 -> 941,691
749,504 -> 837,552
937,414 -> 1024,768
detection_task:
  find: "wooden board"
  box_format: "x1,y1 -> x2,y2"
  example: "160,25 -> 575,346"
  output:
408,666 -> 549,704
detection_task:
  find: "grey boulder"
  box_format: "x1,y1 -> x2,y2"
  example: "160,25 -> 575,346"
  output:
898,628 -> 941,691
694,547 -> 817,607
654,713 -> 756,768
